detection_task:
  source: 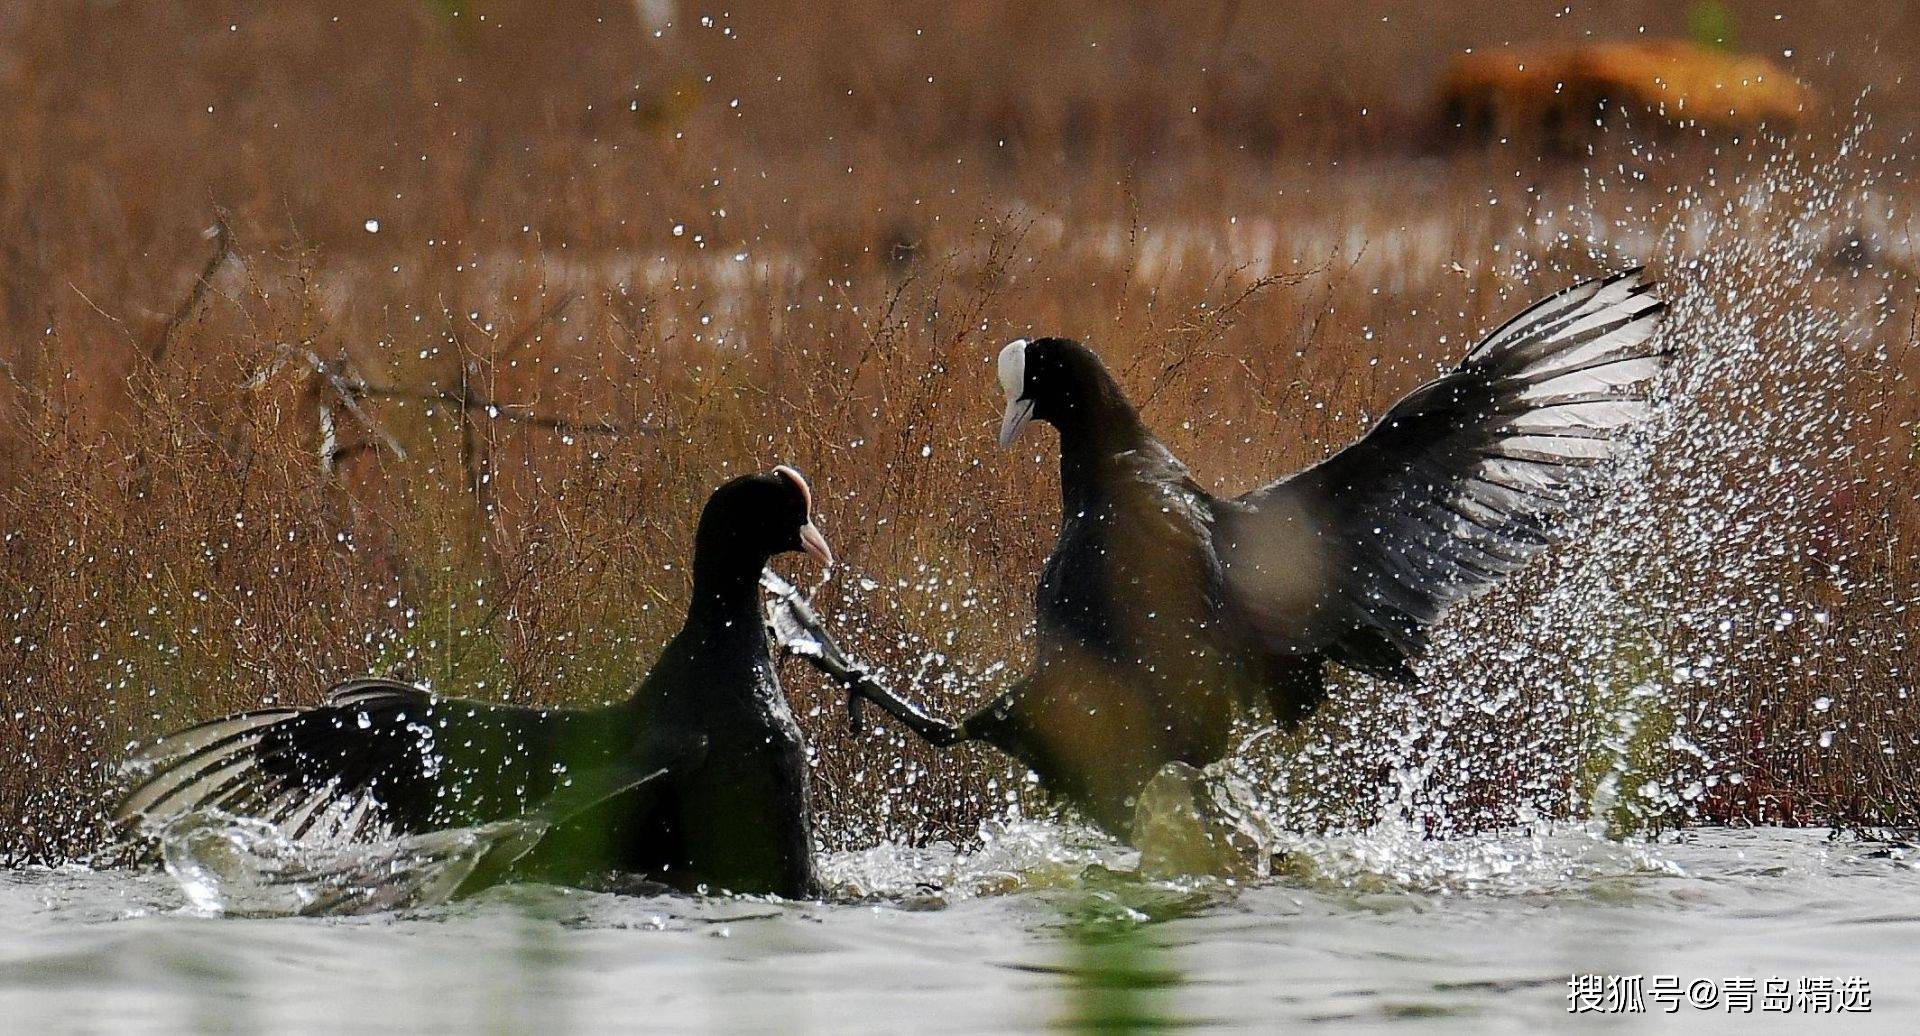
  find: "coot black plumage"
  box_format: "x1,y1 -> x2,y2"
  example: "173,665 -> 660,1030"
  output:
118,466 -> 835,898
838,269 -> 1669,834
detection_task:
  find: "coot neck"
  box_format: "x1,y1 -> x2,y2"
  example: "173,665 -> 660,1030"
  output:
684,544 -> 773,644
1053,375 -> 1153,516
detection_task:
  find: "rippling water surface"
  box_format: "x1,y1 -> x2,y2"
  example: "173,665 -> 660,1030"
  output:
2,826 -> 1913,1031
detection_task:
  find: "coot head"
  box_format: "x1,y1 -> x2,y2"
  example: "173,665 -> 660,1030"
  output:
996,337 -> 1120,447
697,465 -> 833,569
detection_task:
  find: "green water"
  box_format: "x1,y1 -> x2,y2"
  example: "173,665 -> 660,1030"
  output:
0,827 -> 1910,1031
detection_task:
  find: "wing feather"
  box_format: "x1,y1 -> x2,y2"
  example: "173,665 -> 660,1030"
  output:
117,679 -> 609,838
1219,269 -> 1670,676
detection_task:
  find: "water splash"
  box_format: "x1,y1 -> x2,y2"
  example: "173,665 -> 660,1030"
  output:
1217,128 -> 1910,844
790,130 -> 1918,898
824,818 -> 1133,901
101,132 -> 1920,910
159,810 -> 546,917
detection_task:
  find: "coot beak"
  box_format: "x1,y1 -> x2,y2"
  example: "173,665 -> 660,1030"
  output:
773,465 -> 833,566
799,522 -> 834,567
998,398 -> 1035,448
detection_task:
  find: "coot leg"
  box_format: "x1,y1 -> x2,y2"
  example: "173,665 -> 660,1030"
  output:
760,570 -> 967,746
827,667 -> 967,748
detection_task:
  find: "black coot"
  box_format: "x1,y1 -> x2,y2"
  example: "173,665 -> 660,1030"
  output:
836,269 -> 1669,833
119,466 -> 836,898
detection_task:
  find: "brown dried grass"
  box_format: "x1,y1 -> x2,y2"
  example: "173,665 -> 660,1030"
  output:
1,0 -> 1917,863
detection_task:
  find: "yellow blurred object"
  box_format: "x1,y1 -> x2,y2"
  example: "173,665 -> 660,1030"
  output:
1440,40 -> 1815,144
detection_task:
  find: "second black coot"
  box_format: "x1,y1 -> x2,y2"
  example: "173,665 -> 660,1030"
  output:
834,269 -> 1670,834
118,466 -> 835,899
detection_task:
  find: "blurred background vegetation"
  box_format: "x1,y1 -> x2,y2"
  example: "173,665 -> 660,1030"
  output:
1,0 -> 1916,864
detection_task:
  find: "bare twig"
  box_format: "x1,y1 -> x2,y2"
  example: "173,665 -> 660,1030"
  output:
354,383 -> 650,437
501,293 -> 578,354
67,282 -> 130,337
280,340 -> 652,475
143,216 -> 234,365
282,345 -> 409,473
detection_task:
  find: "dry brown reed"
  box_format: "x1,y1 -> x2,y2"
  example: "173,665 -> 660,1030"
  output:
2,0 -> 1918,863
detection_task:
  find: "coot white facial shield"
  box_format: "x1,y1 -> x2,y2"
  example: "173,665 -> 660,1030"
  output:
997,339 -> 1034,448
